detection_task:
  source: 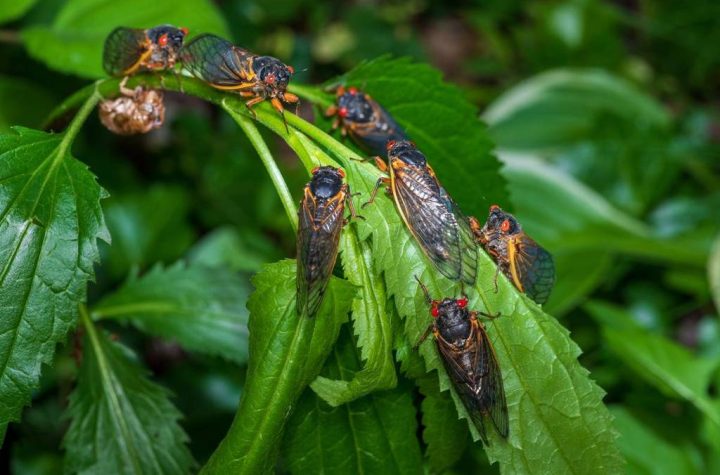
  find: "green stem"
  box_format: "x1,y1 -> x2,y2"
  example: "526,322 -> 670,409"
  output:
288,83 -> 334,108
224,101 -> 298,233
56,84 -> 101,157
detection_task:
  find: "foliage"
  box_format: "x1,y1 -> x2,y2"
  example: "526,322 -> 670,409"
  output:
1,0 -> 719,474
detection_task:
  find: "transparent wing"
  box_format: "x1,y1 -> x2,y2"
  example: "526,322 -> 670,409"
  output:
473,320 -> 509,439
103,27 -> 149,76
296,189 -> 345,316
509,234 -> 555,304
393,165 -> 477,284
180,34 -> 249,86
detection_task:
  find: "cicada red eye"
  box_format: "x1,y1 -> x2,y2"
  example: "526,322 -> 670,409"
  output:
180,27 -> 189,35
500,219 -> 510,233
348,87 -> 358,95
266,74 -> 276,84
456,297 -> 468,308
386,140 -> 396,151
431,304 -> 439,318
337,168 -> 346,178
311,166 -> 320,175
158,33 -> 168,47
338,107 -> 348,118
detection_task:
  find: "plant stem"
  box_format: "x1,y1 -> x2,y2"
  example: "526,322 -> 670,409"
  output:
56,84 -> 101,159
224,102 -> 298,233
288,83 -> 334,108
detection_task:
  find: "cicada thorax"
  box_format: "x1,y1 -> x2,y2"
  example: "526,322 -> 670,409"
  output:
326,86 -> 407,155
384,140 -> 478,285
473,205 -> 555,304
296,166 -> 350,317
102,25 -> 187,77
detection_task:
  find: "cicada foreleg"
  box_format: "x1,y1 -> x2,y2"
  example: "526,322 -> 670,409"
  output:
343,185 -> 366,224
361,176 -> 390,209
470,309 -> 502,322
413,324 -> 435,350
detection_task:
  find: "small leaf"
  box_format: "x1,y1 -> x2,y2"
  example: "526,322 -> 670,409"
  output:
0,126 -> 108,436
202,259 -> 356,474
336,56 -> 509,213
610,406 -> 699,475
21,0 -> 230,79
63,311 -> 194,474
0,0 -> 38,24
187,226 -> 279,273
285,329 -> 423,475
586,300 -> 720,427
93,262 -> 250,364
310,231 -> 397,405
484,68 -> 670,150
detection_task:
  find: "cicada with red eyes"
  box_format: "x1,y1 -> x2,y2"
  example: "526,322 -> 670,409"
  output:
324,86 -> 407,156
415,278 -> 508,443
470,205 -> 555,304
180,34 -> 298,127
297,166 -> 359,317
363,140 -> 477,285
103,25 -> 188,77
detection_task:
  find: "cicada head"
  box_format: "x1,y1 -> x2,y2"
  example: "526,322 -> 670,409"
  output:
432,296 -> 472,344
484,205 -> 522,237
335,87 -> 375,124
147,25 -> 187,56
386,139 -> 426,167
309,166 -> 344,199
252,56 -> 293,96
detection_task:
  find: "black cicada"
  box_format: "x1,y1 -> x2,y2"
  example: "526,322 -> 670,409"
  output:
470,205 -> 555,304
415,277 -> 508,443
297,166 -> 358,317
180,34 -> 298,125
325,86 -> 407,155
103,25 -> 188,77
364,140 -> 477,285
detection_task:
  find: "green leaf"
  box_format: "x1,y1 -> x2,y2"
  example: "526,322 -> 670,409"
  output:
610,406 -> 699,475
64,309 -> 194,474
284,329 -> 423,474
187,226 -> 279,273
0,126 -> 108,436
335,56 -> 509,213
310,230 -> 397,405
92,262 -> 250,364
585,300 -> 720,427
709,232 -> 720,314
21,0 -> 229,79
201,259 -> 356,474
340,149 -> 623,472
0,0 -> 38,24
102,185 -> 194,279
544,250 -> 613,317
0,75 -> 55,133
484,68 -> 670,150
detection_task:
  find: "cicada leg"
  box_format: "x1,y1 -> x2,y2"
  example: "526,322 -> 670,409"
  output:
118,76 -> 135,97
469,216 -> 483,242
270,97 -> 289,133
361,177 -> 391,209
243,95 -> 265,119
413,324 -> 435,350
343,185 -> 366,224
470,310 -> 502,322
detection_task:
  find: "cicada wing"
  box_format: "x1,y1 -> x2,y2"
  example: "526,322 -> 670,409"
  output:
296,189 -> 345,316
103,27 -> 150,76
180,34 -> 247,86
474,320 -> 509,439
508,234 -> 555,304
394,167 -> 477,284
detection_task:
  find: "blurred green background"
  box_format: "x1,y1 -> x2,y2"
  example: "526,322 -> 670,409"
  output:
1,0 -> 719,473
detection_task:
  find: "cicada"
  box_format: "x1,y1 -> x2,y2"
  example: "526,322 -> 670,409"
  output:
470,205 -> 555,304
415,277 -> 508,443
98,80 -> 165,135
297,166 -> 359,317
364,140 -> 477,285
325,86 -> 407,155
180,34 -> 298,126
103,25 -> 188,77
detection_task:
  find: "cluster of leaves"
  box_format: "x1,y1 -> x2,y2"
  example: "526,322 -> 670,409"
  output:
1,0 -> 719,474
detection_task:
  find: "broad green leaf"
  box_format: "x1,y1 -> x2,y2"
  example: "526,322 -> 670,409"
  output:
544,250 -> 613,317
484,68 -> 670,150
102,185 -> 194,279
585,301 -> 720,426
187,227 -> 279,273
334,56 -> 509,214
22,0 -> 229,79
310,229 -> 397,405
285,329 -> 423,474
341,148 -> 623,472
64,310 -> 193,474
0,126 -> 108,437
92,262 -> 250,364
0,75 -> 55,133
610,406 -> 699,475
0,0 -> 38,23
709,232 -> 720,313
202,259 -> 355,474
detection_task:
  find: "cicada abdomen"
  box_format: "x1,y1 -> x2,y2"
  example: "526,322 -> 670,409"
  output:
103,25 -> 187,77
